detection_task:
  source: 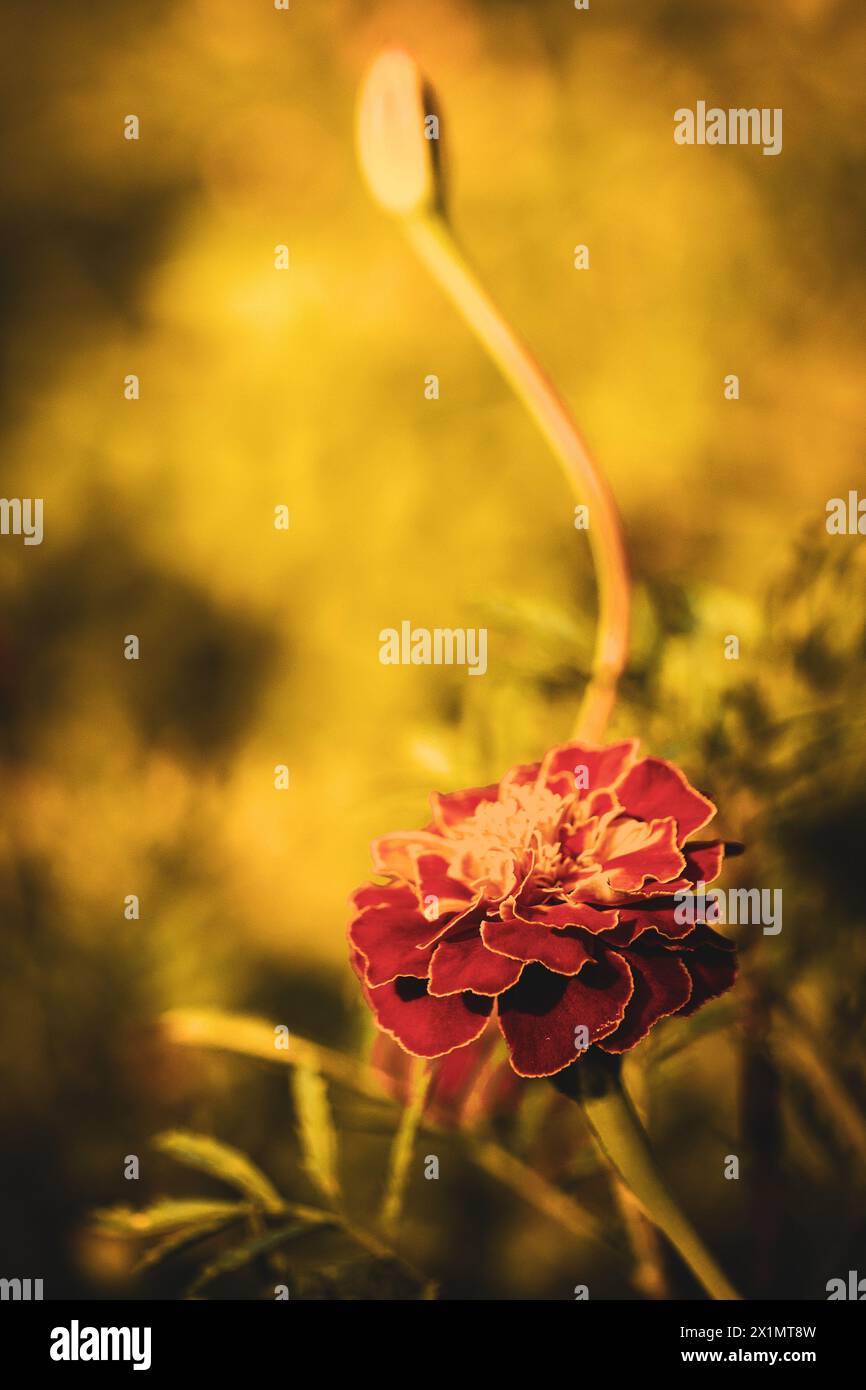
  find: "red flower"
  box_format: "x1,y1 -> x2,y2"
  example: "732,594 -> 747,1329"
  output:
349,741 -> 737,1078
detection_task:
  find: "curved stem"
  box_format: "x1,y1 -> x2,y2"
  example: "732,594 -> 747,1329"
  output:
555,1056 -> 741,1300
403,211 -> 630,743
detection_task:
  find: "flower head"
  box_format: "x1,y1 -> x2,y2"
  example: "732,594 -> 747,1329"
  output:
349,741 -> 737,1078
356,48 -> 444,217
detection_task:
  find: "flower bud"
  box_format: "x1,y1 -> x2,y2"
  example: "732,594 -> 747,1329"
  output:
356,48 -> 444,217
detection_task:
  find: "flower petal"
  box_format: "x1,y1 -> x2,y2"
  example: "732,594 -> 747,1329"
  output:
482,918 -> 594,975
371,829 -> 447,879
597,949 -> 693,1053
681,840 -> 726,885
429,783 -> 500,832
673,922 -> 737,953
539,739 -> 639,797
497,954 -> 634,1077
349,900 -> 440,986
350,881 -> 417,913
674,939 -> 738,1016
414,852 -> 478,914
365,976 -> 493,1058
428,931 -> 524,996
595,815 -> 686,890
498,760 -> 542,794
503,896 -> 619,934
616,757 -> 716,842
606,899 -> 702,945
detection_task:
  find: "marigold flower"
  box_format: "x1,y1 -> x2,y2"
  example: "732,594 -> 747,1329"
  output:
349,740 -> 737,1078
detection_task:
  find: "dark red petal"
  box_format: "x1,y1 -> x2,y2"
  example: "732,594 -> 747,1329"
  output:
414,852 -> 477,912
539,739 -> 639,797
616,757 -> 715,843
350,881 -> 417,913
674,923 -> 737,952
349,901 -> 441,986
675,944 -> 738,1017
597,950 -> 693,1053
429,783 -> 499,831
681,841 -> 725,885
505,898 -> 619,934
482,918 -> 594,975
497,954 -> 634,1078
608,901 -> 700,944
365,976 -> 493,1058
428,932 -> 524,996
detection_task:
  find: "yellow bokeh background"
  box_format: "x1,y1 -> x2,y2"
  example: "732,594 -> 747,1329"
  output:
4,0 -> 864,970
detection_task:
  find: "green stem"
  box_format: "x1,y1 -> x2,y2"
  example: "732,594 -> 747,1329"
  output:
403,211 -> 630,743
776,1011 -> 866,1165
555,1055 -> 741,1300
379,1059 -> 431,1236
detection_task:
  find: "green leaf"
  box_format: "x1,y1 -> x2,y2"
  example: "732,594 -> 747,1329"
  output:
152,1130 -> 285,1214
291,1064 -> 340,1201
162,1008 -> 393,1104
92,1197 -> 251,1239
187,1218 -> 337,1297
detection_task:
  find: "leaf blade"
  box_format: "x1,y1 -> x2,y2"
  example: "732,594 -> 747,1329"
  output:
152,1130 -> 285,1214
291,1064 -> 340,1202
92,1197 -> 251,1238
